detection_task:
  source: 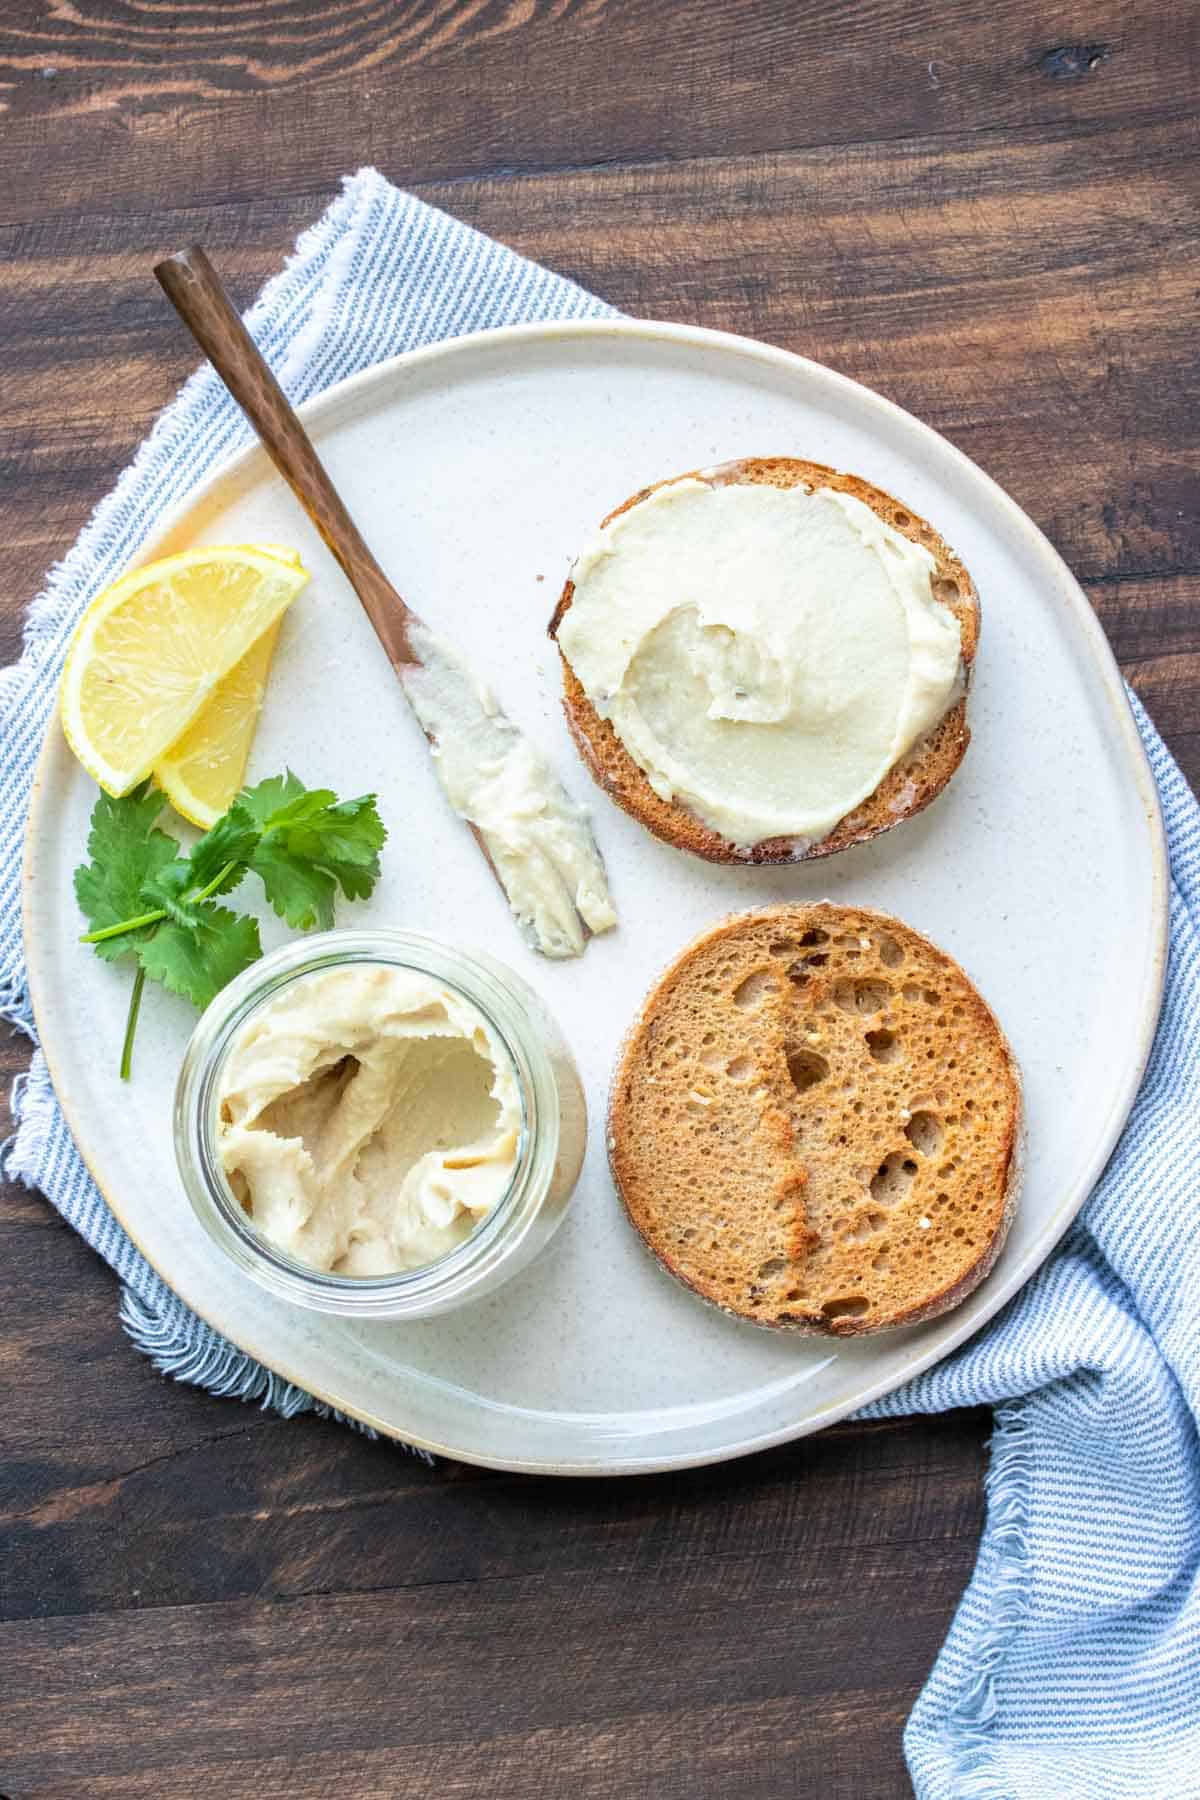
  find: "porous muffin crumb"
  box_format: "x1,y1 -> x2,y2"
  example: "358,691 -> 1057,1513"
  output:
609,904 -> 1021,1335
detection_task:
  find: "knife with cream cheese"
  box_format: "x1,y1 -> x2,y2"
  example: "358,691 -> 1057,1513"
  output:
401,623 -> 617,959
152,247 -> 616,965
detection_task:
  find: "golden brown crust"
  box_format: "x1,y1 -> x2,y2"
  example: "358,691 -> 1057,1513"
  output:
608,904 -> 1022,1337
549,457 -> 980,864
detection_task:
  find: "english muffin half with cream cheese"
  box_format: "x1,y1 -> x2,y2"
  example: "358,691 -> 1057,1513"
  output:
549,458 -> 979,863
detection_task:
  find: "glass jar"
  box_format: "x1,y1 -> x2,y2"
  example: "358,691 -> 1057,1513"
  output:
174,928 -> 587,1318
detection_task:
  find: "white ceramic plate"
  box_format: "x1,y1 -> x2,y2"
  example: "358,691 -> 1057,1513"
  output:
24,321 -> 1167,1474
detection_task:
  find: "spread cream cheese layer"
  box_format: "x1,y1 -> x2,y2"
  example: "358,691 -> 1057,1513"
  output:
216,964 -> 521,1277
557,478 -> 964,850
402,622 -> 616,958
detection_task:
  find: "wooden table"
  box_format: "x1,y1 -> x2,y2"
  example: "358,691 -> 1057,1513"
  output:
1,4 -> 1195,1795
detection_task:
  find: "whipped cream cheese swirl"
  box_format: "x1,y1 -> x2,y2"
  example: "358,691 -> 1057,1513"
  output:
557,477 -> 964,851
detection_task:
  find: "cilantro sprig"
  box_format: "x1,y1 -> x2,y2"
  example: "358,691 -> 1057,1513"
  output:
75,773 -> 386,1079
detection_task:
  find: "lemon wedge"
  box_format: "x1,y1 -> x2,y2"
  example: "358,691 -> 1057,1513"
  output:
154,621 -> 283,828
60,545 -> 309,796
155,543 -> 306,825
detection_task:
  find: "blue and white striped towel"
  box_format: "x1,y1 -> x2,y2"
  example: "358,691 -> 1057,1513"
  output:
4,169 -> 1198,1799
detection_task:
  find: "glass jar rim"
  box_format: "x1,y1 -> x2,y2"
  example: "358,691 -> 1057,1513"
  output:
174,929 -> 564,1315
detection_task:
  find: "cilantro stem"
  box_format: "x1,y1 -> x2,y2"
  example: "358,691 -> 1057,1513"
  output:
84,905 -> 165,944
79,859 -> 240,945
196,859 -> 240,899
120,965 -> 146,1081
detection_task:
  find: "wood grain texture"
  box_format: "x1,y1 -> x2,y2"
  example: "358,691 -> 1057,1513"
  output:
1,1524 -> 983,1798
1,0 -> 1197,1794
1,0 -> 1195,221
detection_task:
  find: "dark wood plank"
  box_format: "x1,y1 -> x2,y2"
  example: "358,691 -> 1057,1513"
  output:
1090,574 -> 1200,777
1,0 -> 1194,222
0,1533 -> 979,1799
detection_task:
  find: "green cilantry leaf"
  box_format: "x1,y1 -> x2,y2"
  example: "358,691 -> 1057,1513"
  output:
247,843 -> 338,933
138,856 -> 207,930
136,906 -> 263,1010
74,771 -> 387,1078
73,782 -> 181,964
232,769 -> 310,828
238,772 -> 387,932
182,808 -> 263,897
138,810 -> 261,925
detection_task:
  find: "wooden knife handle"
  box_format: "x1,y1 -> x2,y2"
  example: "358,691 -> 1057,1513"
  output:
154,245 -> 417,668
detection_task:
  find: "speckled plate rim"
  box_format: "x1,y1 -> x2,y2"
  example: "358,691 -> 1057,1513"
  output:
22,317 -> 1169,1475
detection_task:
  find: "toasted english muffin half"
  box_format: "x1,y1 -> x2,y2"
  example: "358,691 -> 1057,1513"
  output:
549,457 -> 979,863
609,904 -> 1021,1336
